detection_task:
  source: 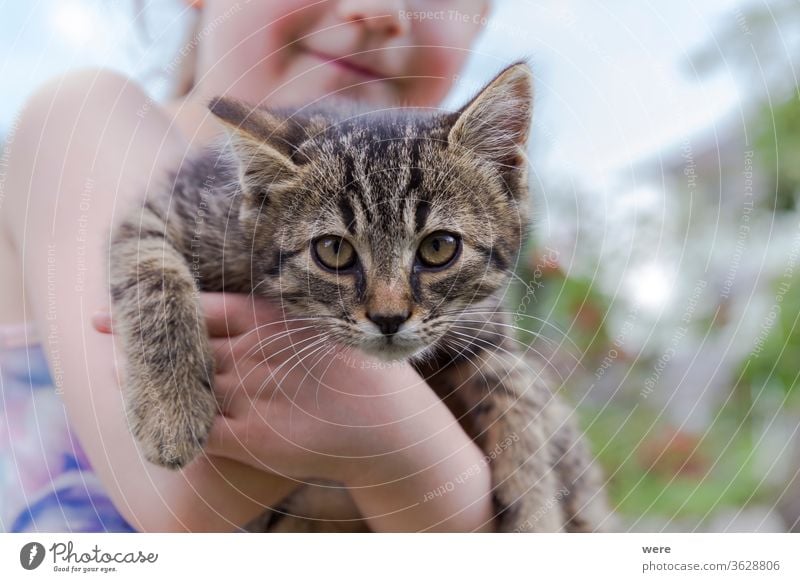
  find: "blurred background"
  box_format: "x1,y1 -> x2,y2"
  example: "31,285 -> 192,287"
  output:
2,0 -> 800,532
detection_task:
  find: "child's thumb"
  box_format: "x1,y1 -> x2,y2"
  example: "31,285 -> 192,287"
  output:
91,309 -> 113,334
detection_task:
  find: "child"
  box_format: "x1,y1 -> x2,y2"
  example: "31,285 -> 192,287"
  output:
0,0 -> 497,532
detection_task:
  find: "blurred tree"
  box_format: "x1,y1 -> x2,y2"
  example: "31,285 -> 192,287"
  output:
754,96 -> 800,212
514,244 -> 611,361
689,0 -> 800,211
738,274 -> 800,403
688,0 -> 800,96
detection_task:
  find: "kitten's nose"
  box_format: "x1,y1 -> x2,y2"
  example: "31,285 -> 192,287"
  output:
367,311 -> 411,336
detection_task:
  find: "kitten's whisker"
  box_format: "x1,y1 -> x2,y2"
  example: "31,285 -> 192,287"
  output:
225,317 -> 334,343
248,279 -> 271,295
248,331 -> 331,379
225,331 -> 327,412
443,313 -> 581,352
447,329 -> 567,385
259,339 -> 333,437
447,326 -> 582,381
226,340 -> 326,434
232,327 -> 324,365
436,311 -> 581,353
438,317 -> 565,352
444,319 -> 562,350
265,336 -> 332,392
437,334 -> 514,400
220,320 -> 324,353
312,344 -> 357,410
239,324 -> 320,348
437,336 -> 514,409
264,343 -> 332,418
446,322 -> 582,369
250,335 -> 333,419
282,340 -> 340,432
227,324 -> 319,356
445,327 -> 543,368
448,328 -> 581,377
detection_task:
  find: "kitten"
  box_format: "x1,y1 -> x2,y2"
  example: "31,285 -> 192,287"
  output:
109,62 -> 611,532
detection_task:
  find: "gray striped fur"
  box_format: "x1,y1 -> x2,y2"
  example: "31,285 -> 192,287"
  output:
109,63 -> 611,531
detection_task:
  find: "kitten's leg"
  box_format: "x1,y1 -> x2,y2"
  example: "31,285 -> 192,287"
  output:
474,355 -> 566,532
109,208 -> 216,469
423,350 -> 566,532
547,399 -> 615,532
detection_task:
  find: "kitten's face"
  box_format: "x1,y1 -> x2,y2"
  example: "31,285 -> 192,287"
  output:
212,64 -> 533,361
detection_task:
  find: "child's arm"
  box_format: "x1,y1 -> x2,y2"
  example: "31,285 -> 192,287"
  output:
4,69 -> 298,531
204,294 -> 495,532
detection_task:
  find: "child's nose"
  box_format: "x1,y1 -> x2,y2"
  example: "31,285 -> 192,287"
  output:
337,0 -> 410,38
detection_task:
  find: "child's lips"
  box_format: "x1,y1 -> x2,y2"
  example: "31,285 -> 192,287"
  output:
303,49 -> 385,80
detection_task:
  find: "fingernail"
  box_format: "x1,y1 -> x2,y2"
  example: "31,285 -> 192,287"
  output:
91,311 -> 112,332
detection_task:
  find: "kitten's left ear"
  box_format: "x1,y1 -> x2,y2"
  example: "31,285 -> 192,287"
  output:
448,62 -> 534,173
209,97 -> 299,206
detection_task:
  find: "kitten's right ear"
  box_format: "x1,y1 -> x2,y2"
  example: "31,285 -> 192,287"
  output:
209,97 -> 298,203
448,62 -> 534,173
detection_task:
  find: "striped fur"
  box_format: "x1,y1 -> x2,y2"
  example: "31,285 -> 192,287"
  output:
109,63 -> 611,531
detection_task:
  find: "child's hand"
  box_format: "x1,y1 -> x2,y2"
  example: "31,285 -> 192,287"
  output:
91,293 -> 426,481
93,292 -> 494,531
198,293 -> 443,483
198,293 -> 494,531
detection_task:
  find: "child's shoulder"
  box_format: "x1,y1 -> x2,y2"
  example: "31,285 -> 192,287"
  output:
12,68 -> 185,179
18,68 -> 177,148
24,68 -> 148,118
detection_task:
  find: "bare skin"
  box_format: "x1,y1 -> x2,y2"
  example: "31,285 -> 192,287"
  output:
3,70 -> 295,531
0,0 -> 497,531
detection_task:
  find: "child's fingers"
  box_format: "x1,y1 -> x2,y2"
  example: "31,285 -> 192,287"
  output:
206,416 -> 272,465
199,292 -> 310,339
211,369 -> 244,416
212,363 -> 277,418
93,294 -> 247,336
198,292 -> 285,337
91,309 -> 113,333
206,415 -> 291,472
209,337 -> 236,374
205,417 -> 239,457
198,292 -> 254,337
215,358 -> 281,405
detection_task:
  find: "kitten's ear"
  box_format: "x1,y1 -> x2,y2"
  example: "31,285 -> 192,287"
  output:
209,97 -> 298,203
448,62 -> 533,172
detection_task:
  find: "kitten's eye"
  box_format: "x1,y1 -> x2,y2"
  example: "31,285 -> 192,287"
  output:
313,236 -> 357,271
417,231 -> 460,268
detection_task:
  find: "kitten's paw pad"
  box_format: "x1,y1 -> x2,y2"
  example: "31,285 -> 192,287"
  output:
127,375 -> 217,469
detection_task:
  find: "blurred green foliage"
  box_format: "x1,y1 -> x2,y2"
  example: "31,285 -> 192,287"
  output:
512,260 -> 611,360
738,274 -> 800,402
754,96 -> 800,212
583,406 -> 772,522
510,2 -> 800,527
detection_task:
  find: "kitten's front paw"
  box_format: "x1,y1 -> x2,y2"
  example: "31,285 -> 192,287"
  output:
125,363 -> 217,469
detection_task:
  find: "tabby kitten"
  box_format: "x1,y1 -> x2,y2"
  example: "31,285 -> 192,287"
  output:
109,63 -> 610,532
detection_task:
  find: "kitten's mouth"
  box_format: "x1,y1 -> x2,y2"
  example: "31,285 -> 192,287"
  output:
357,335 -> 428,361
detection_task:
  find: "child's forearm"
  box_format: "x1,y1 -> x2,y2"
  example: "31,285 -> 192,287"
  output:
345,394 -> 495,532
350,441 -> 494,532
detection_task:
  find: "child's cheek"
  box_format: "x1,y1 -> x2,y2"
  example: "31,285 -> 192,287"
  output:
410,16 -> 484,72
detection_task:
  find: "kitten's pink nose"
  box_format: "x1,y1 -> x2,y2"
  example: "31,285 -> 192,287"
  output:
367,311 -> 411,336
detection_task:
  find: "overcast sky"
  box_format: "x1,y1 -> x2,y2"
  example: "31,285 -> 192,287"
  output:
0,0 -> 753,184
